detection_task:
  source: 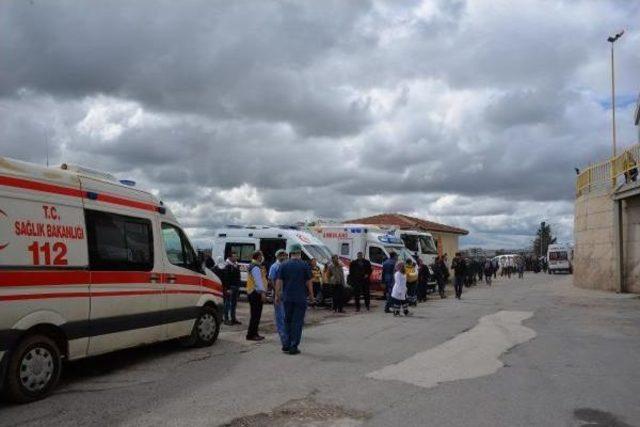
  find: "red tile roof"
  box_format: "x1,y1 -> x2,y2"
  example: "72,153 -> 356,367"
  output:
346,213 -> 469,235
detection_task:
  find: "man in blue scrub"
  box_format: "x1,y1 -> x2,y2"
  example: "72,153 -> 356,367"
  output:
268,249 -> 288,350
275,244 -> 314,355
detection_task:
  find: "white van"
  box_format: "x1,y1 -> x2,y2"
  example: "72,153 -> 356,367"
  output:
309,224 -> 416,293
493,254 -> 519,270
547,244 -> 573,274
212,226 -> 335,287
0,157 -> 223,403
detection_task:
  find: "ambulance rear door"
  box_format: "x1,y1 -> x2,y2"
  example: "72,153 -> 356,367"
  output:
0,166 -> 90,359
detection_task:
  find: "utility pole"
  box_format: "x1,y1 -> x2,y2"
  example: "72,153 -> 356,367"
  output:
608,30 -> 624,158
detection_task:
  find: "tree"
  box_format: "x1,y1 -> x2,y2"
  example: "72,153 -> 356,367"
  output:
532,221 -> 556,257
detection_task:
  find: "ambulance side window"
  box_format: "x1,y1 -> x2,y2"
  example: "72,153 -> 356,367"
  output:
162,223 -> 198,271
369,246 -> 386,265
225,244 -> 254,263
85,210 -> 154,271
340,243 -> 350,257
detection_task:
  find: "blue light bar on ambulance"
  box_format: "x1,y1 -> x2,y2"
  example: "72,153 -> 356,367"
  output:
348,228 -> 366,233
378,235 -> 403,245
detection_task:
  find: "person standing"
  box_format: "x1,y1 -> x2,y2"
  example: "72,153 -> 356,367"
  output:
246,251 -> 267,341
325,254 -> 346,313
349,252 -> 372,312
451,252 -> 466,299
492,258 -> 499,279
464,258 -> 474,288
405,258 -> 419,306
268,249 -> 288,348
517,257 -> 525,279
433,256 -> 447,299
222,252 -> 241,326
309,258 -> 324,306
275,244 -> 314,355
382,252 -> 398,313
484,258 -> 493,285
442,253 -> 450,284
391,262 -> 410,316
417,258 -> 430,302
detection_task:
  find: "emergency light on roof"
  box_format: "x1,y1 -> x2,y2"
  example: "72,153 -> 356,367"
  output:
119,180 -> 136,187
60,163 -> 117,182
348,228 -> 366,233
377,235 -> 403,245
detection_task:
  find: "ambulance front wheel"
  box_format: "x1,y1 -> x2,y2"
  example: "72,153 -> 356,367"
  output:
186,306 -> 220,347
4,334 -> 62,404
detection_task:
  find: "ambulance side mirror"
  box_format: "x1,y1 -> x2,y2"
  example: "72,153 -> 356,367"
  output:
205,257 -> 215,269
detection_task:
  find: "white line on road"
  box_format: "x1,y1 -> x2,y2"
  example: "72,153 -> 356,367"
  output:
366,310 -> 536,388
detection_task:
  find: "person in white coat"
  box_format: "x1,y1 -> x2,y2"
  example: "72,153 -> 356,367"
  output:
391,262 -> 411,316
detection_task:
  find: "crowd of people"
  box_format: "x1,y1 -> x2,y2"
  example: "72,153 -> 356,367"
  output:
211,248 -> 530,354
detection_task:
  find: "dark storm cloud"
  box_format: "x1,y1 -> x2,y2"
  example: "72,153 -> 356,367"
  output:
1,0 -> 639,248
1,0 -> 374,137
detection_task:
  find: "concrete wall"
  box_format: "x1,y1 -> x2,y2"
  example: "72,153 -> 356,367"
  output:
624,196 -> 640,293
432,232 -> 460,263
573,191 -> 617,291
574,190 -> 640,293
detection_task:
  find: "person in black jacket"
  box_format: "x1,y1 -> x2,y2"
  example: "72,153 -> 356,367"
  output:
432,256 -> 447,299
222,251 -> 242,325
349,252 -> 372,312
417,258 -> 430,302
451,253 -> 466,299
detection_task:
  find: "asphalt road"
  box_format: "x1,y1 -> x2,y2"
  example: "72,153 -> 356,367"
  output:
2,273 -> 639,427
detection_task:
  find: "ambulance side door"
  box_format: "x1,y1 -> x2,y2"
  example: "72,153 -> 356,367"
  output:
366,243 -> 386,289
159,221 -> 204,339
81,180 -> 164,356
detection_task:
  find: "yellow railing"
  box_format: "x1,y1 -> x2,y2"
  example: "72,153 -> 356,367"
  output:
576,142 -> 640,196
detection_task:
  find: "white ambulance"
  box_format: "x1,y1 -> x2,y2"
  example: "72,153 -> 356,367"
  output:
212,225 -> 334,287
309,224 -> 416,294
547,244 -> 573,274
0,157 -> 223,403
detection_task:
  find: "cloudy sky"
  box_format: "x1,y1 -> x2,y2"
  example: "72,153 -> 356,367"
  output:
1,0 -> 639,249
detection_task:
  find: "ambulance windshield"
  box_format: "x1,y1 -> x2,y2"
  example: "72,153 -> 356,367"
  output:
304,244 -> 333,265
397,247 -> 417,263
384,246 -> 415,263
419,235 -> 438,254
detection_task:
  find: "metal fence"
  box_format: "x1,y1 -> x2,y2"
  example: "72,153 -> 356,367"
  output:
576,143 -> 640,196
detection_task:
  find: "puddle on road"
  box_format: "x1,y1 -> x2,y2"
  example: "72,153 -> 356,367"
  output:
367,310 -> 536,389
221,398 -> 367,427
574,408 -> 634,427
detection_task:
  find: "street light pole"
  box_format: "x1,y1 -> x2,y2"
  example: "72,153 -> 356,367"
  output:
608,30 -> 624,158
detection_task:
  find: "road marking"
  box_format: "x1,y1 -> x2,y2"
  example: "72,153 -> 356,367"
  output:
367,310 -> 536,388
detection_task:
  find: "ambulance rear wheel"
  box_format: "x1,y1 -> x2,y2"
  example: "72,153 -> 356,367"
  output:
4,334 -> 62,404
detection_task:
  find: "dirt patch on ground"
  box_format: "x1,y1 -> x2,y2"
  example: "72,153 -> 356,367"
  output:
221,398 -> 368,427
